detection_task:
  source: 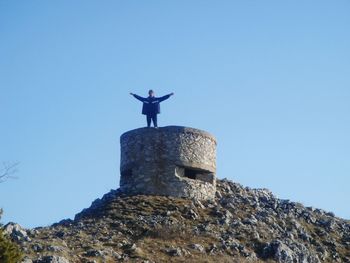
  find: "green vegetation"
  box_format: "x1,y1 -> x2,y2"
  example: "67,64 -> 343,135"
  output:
0,209 -> 22,263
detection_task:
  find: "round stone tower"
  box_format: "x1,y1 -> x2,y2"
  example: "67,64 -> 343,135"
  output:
120,126 -> 217,200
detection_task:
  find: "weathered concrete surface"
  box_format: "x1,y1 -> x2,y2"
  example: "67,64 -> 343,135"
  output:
120,126 -> 217,200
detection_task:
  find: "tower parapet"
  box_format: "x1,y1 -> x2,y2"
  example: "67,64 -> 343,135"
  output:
120,126 -> 216,200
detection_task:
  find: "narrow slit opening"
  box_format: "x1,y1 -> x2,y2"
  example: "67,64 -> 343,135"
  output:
177,166 -> 214,184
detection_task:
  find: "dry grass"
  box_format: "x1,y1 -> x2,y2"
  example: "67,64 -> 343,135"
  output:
144,224 -> 193,240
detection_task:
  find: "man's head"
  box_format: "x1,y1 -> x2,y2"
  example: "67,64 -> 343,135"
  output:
148,89 -> 155,97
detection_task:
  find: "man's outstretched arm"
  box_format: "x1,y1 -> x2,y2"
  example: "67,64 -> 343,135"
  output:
158,92 -> 174,102
130,93 -> 146,102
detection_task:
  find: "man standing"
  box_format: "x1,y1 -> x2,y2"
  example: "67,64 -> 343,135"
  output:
130,90 -> 174,128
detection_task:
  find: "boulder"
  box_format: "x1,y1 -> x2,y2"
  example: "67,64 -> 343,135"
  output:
3,222 -> 30,242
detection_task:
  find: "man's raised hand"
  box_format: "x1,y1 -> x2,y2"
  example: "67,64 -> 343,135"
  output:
130,92 -> 134,96
170,92 -> 174,96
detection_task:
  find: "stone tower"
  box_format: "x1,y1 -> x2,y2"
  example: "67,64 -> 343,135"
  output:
120,126 -> 217,200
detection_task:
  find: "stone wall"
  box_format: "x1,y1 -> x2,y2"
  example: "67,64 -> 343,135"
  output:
120,126 -> 217,200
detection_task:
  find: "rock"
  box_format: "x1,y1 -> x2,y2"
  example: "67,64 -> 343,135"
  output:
28,229 -> 40,236
208,244 -> 219,255
189,243 -> 205,253
262,240 -> 321,263
47,245 -> 65,252
262,240 -> 295,262
186,209 -> 199,220
318,218 -> 337,231
242,215 -> 258,225
165,247 -> 182,257
84,249 -> 103,257
326,211 -> 335,217
52,219 -> 74,227
32,243 -> 44,252
112,251 -> 122,259
34,256 -> 70,263
215,191 -> 223,199
193,199 -> 205,209
3,222 -> 31,242
129,243 -> 138,251
54,230 -> 66,238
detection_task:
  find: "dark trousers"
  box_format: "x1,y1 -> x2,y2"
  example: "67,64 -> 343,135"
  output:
146,114 -> 158,127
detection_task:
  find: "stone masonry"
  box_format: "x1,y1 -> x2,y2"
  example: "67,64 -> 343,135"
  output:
120,126 -> 217,200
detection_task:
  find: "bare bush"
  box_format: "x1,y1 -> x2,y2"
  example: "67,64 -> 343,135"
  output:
0,162 -> 19,183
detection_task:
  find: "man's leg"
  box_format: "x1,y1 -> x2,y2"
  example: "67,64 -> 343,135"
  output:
152,114 -> 158,128
146,115 -> 151,127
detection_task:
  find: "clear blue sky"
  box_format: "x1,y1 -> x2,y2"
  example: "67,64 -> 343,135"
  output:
1,1 -> 349,228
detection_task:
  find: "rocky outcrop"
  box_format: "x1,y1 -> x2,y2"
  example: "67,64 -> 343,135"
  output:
3,222 -> 31,242
6,179 -> 350,262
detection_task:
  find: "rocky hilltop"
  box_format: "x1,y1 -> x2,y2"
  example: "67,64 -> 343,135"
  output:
5,179 -> 350,263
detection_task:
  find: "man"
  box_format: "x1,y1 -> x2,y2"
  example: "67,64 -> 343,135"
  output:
130,90 -> 174,128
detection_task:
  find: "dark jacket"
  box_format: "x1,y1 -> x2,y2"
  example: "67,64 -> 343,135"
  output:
133,94 -> 171,115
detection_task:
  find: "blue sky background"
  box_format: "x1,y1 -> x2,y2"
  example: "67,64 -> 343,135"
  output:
0,1 -> 349,228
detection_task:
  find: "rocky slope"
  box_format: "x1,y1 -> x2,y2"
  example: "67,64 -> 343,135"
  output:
5,179 -> 350,262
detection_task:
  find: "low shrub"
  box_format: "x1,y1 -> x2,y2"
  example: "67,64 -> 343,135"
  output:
0,210 -> 22,263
